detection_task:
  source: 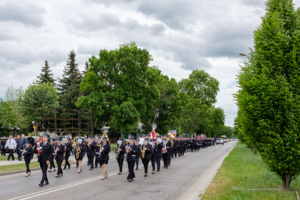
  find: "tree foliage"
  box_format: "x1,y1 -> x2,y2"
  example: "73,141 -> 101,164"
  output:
36,61 -> 56,86
236,0 -> 300,189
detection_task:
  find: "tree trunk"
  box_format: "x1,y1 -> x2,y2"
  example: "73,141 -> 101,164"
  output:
13,127 -> 16,137
35,122 -> 38,137
121,132 -> 125,139
282,174 -> 293,190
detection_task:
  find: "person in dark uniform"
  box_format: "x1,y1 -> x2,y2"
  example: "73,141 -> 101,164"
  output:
27,133 -> 34,147
55,138 -> 65,178
116,138 -> 125,175
135,139 -> 141,170
76,138 -> 85,173
49,138 -> 56,172
150,138 -> 157,174
126,138 -> 138,182
95,136 -> 101,168
63,137 -> 72,170
156,136 -> 163,172
1,136 -> 7,156
100,137 -> 110,180
23,141 -> 33,177
87,136 -> 97,170
142,138 -> 152,177
162,135 -> 171,169
37,133 -> 53,187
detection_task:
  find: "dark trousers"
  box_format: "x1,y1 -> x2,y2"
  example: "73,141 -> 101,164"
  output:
50,159 -> 55,169
127,161 -> 130,171
1,147 -> 6,156
162,153 -> 170,167
39,162 -> 48,183
16,148 -> 20,160
57,160 -> 63,175
174,150 -> 177,158
95,155 -> 100,167
143,159 -> 150,174
151,156 -> 156,171
127,161 -> 135,180
117,158 -> 124,172
89,155 -> 94,168
64,153 -> 70,169
135,155 -> 140,169
74,154 -> 78,167
156,155 -> 161,170
87,155 -> 91,165
25,157 -> 31,173
8,149 -> 14,160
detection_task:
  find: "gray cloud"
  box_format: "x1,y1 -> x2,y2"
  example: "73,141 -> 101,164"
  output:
0,1 -> 46,26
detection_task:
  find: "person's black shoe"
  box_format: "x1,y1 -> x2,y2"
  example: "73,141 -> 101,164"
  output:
95,166 -> 98,168
166,166 -> 168,169
53,169 -> 56,172
68,166 -> 70,169
157,169 -> 160,172
39,182 -> 43,187
163,166 -> 166,168
55,175 -> 59,178
44,181 -> 49,185
63,168 -> 66,170
87,164 -> 90,166
89,167 -> 94,170
135,168 -> 138,170
60,174 -> 63,177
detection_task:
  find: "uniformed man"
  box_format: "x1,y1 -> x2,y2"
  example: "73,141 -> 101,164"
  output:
150,138 -> 157,174
63,137 -> 72,170
37,133 -> 53,187
156,135 -> 163,172
162,135 -> 171,169
95,136 -> 101,168
48,138 -> 56,172
1,136 -> 6,156
87,136 -> 97,170
135,139 -> 141,170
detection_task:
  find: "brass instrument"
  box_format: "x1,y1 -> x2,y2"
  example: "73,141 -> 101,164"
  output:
116,144 -> 120,159
142,144 -> 145,158
168,133 -> 175,148
76,143 -> 81,160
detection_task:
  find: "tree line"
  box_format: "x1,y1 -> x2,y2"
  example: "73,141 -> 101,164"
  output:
0,42 -> 226,138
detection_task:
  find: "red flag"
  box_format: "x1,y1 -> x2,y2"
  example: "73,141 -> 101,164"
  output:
151,128 -> 156,139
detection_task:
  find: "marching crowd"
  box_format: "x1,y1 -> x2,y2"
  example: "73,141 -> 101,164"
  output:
0,133 -> 215,187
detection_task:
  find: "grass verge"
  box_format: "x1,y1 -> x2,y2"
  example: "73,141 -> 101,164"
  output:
0,160 -> 74,173
202,142 -> 300,200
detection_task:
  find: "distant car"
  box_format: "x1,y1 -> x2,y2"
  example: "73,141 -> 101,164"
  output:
216,138 -> 224,145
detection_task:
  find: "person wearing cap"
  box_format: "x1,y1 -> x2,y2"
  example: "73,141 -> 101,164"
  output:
116,138 -> 125,175
63,137 -> 72,170
87,136 -> 97,170
55,138 -> 65,178
37,133 -> 54,187
75,138 -> 85,173
23,141 -> 33,177
156,135 -> 163,172
5,135 -> 16,161
142,138 -> 152,177
134,139 -> 141,170
99,137 -> 110,180
18,134 -> 27,161
49,138 -> 57,172
150,139 -> 158,174
126,138 -> 138,182
162,135 -> 171,169
95,136 -> 102,168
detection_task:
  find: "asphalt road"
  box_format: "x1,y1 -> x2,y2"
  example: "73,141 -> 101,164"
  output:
1,141 -> 237,200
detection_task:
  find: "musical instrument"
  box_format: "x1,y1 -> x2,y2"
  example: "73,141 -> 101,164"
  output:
116,144 -> 120,159
168,133 -> 175,148
76,143 -> 81,160
142,144 -> 146,158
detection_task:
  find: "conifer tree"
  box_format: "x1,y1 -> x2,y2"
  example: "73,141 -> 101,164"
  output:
36,61 -> 56,86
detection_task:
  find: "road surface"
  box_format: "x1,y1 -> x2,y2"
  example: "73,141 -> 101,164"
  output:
0,141 -> 237,200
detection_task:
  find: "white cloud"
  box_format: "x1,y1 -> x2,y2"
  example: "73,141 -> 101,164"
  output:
1,0 -> 300,126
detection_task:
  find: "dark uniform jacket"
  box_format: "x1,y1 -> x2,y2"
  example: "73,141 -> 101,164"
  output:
87,141 -> 97,156
151,144 -> 158,158
116,144 -> 125,160
127,144 -> 138,162
38,142 -> 53,163
55,144 -> 65,161
1,139 -> 6,147
100,144 -> 111,161
157,142 -> 163,157
65,142 -> 72,155
24,146 -> 33,160
27,137 -> 34,147
143,144 -> 152,160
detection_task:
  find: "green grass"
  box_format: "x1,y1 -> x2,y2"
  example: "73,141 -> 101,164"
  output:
202,142 -> 300,200
0,156 -> 8,161
0,160 -> 74,173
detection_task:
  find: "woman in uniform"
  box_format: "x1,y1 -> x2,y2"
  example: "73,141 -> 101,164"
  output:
55,138 -> 65,178
116,138 -> 125,175
76,138 -> 85,173
100,137 -> 110,180
127,138 -> 138,182
23,141 -> 33,177
142,138 -> 152,177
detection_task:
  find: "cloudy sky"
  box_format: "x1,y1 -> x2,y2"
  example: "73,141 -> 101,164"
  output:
1,0 -> 300,127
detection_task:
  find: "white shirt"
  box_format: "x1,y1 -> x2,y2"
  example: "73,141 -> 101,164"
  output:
5,139 -> 16,149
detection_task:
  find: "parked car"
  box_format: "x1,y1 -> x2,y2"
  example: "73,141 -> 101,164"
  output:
216,138 -> 224,145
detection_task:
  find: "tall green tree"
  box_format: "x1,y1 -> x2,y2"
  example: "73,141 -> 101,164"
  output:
19,83 -> 59,135
76,42 -> 159,137
4,85 -> 27,135
57,51 -> 83,133
36,61 -> 56,85
0,101 -> 16,130
236,0 -> 300,189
